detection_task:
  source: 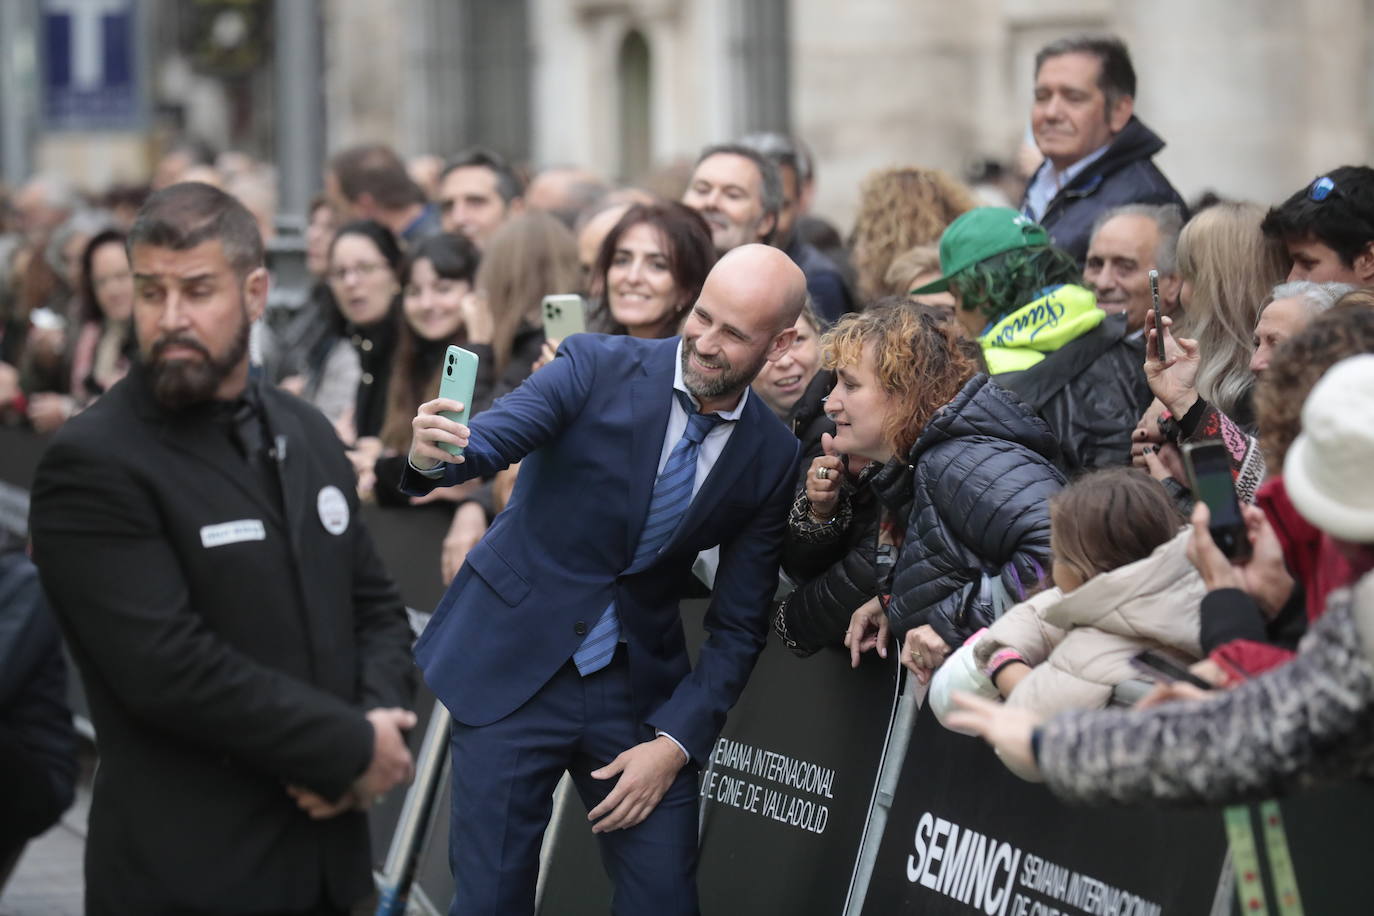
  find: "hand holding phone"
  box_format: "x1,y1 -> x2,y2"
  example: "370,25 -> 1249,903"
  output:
1182,440 -> 1252,560
436,346 -> 479,457
1147,269 -> 1167,362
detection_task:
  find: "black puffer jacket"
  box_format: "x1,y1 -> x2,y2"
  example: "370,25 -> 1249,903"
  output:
775,458 -> 913,656
886,374 -> 1066,646
994,312 -> 1152,474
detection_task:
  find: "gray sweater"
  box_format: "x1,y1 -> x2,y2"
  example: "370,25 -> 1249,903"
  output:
1039,574 -> 1374,806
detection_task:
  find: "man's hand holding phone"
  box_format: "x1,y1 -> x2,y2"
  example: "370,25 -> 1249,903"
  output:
409,397 -> 471,469
1187,502 -> 1295,617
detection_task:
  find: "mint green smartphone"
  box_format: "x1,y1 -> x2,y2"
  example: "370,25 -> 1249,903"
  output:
541,294 -> 587,344
437,345 -> 479,457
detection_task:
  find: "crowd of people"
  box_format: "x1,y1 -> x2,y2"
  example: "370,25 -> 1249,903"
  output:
3,29 -> 1374,915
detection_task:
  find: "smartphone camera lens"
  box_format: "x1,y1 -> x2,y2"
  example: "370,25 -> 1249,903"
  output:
446,366 -> 452,376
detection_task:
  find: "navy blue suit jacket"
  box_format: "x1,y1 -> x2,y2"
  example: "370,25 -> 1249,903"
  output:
402,334 -> 799,763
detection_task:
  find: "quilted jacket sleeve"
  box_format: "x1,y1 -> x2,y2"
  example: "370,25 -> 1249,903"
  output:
887,438 -> 1061,646
776,489 -> 879,657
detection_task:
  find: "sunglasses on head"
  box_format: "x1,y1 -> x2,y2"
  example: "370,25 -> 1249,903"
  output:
1308,176 -> 1340,202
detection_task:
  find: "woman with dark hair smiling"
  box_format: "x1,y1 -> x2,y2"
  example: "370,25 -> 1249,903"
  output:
587,201 -> 717,339
363,233 -> 483,499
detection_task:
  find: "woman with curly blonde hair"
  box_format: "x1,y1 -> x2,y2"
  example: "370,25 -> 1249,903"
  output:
776,299 -> 1064,674
849,167 -> 978,301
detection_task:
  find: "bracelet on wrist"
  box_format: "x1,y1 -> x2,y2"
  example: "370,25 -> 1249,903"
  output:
985,647 -> 1027,681
807,507 -> 837,524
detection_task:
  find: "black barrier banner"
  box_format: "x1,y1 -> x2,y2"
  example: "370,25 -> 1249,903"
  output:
1266,781 -> 1374,913
537,600 -> 900,916
695,638 -> 898,915
0,426 -> 49,502
862,702 -> 1227,916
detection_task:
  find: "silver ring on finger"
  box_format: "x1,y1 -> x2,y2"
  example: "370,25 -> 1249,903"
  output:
815,467 -> 830,480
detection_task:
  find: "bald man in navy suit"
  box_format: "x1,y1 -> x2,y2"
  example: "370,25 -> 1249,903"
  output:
403,244 -> 806,915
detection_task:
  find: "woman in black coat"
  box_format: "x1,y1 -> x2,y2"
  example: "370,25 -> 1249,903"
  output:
776,299 -> 1065,682
775,301 -> 979,652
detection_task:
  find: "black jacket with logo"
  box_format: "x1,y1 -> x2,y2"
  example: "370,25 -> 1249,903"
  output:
29,368 -> 415,915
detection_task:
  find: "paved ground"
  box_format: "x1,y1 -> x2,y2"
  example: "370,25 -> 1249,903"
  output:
0,773 -> 88,916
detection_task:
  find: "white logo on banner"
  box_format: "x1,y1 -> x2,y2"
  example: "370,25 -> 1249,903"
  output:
317,485 -> 349,535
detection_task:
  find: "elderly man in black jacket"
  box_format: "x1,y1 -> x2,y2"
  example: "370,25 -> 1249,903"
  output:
1020,34 -> 1185,266
29,183 -> 417,916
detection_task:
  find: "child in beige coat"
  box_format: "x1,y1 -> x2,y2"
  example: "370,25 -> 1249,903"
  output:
931,468 -> 1208,727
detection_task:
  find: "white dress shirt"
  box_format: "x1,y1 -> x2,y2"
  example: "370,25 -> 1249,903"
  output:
1022,143 -> 1112,222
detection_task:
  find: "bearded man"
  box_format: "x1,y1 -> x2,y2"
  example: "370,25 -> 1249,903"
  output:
401,243 -> 805,915
28,182 -> 417,916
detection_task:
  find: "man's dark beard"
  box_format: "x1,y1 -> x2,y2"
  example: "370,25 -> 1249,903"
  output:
144,313 -> 251,411
681,335 -> 769,402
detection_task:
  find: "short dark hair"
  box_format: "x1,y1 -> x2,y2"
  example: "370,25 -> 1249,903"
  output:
329,219 -> 405,277
1035,34 -> 1137,110
329,143 -> 427,210
401,232 -> 481,288
694,143 -> 783,241
591,202 -> 717,334
1260,165 -> 1374,268
441,148 -> 525,205
127,182 -> 264,278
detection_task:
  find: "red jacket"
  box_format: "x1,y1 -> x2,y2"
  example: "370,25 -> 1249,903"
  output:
1211,476 -> 1357,679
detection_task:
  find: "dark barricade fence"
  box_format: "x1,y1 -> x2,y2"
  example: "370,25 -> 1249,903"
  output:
1265,782 -> 1374,913
535,601 -> 901,916
861,701 -> 1230,915
7,425 -> 1374,914
350,504 -> 451,874
694,638 -> 899,915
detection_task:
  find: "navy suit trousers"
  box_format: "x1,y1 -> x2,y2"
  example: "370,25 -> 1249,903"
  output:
447,648 -> 700,916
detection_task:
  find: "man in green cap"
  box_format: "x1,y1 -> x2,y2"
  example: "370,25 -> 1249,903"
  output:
913,206 -> 1150,472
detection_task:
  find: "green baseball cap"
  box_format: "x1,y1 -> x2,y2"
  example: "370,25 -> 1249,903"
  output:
910,207 -> 1051,295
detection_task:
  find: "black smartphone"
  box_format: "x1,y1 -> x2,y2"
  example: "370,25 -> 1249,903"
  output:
1148,269 -> 1166,361
1130,650 -> 1214,691
1182,440 -> 1252,560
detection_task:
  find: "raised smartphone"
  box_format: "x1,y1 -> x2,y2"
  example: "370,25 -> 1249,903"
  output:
437,345 -> 479,457
541,294 -> 587,344
1182,440 -> 1252,560
1130,649 -> 1214,691
1148,269 -> 1167,361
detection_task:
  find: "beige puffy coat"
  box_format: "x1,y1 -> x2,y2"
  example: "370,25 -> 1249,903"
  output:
982,528 -> 1207,717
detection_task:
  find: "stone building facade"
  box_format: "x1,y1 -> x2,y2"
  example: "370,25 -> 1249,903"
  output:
320,0 -> 1374,228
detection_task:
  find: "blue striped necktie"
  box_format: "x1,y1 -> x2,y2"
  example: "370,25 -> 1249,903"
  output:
573,391 -> 726,676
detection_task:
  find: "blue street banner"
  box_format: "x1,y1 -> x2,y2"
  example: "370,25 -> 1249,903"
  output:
41,0 -> 144,130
